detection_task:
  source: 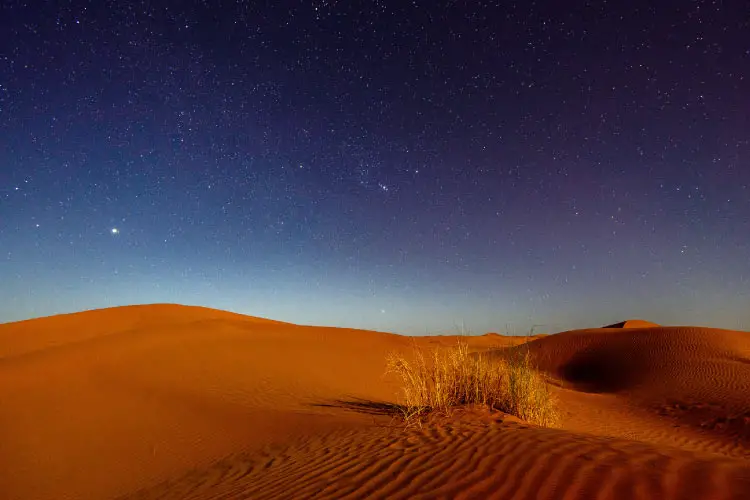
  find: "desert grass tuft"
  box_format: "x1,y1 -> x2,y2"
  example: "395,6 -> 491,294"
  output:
503,346 -> 559,427
386,340 -> 559,427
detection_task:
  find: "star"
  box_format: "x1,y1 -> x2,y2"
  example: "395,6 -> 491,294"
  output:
111,228 -> 119,235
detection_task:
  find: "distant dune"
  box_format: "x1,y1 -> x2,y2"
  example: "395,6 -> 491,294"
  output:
1,305 -> 749,499
603,319 -> 662,329
0,304 -> 288,360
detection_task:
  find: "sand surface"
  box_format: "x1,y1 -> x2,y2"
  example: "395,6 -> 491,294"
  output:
1,304 -> 749,499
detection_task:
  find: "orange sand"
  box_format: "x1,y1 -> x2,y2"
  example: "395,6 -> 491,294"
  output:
1,305 -> 749,499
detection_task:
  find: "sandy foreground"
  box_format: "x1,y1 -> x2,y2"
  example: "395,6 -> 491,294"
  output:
1,304 -> 749,499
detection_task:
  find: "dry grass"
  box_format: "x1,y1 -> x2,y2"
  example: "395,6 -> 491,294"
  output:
386,340 -> 559,427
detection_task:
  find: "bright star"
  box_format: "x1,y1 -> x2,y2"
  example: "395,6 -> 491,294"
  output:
111,228 -> 119,235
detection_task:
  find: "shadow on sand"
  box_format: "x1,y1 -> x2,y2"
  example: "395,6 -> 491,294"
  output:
311,397 -> 408,418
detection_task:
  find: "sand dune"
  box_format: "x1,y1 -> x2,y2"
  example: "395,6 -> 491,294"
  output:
0,304 -> 287,360
520,325 -> 750,401
511,325 -> 750,458
2,306 -> 749,499
603,319 -> 662,329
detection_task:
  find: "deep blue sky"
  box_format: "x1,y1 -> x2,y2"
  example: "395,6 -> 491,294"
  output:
1,1 -> 749,334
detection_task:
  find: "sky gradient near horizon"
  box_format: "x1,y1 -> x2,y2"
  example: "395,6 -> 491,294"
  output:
2,1 -> 749,335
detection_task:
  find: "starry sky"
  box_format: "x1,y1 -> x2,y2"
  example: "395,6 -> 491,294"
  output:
1,1 -> 749,335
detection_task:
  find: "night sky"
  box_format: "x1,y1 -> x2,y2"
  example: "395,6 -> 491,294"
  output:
2,1 -> 749,335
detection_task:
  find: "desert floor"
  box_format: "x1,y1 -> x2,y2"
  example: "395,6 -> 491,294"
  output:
1,304 -> 749,499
